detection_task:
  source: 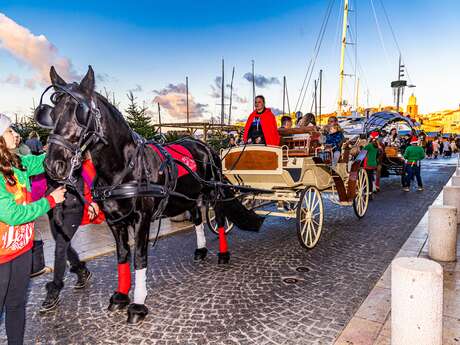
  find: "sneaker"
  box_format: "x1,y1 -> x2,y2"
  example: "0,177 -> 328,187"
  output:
417,186 -> 424,191
403,187 -> 410,192
40,283 -> 61,313
74,269 -> 92,290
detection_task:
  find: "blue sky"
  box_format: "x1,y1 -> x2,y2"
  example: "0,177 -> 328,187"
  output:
1,0 -> 459,122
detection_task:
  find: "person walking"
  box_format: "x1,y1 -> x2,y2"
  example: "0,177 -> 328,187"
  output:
363,131 -> 379,196
402,137 -> 425,192
24,131 -> 43,155
0,113 -> 65,345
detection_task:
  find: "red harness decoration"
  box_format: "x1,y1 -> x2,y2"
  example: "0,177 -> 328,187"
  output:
148,144 -> 197,178
117,263 -> 131,294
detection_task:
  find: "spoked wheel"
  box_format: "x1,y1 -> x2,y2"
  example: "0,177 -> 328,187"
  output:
205,204 -> 234,236
296,186 -> 324,249
353,168 -> 369,219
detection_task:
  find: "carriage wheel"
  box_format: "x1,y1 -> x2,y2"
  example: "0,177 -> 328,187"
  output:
296,186 -> 324,249
353,168 -> 369,219
205,204 -> 234,235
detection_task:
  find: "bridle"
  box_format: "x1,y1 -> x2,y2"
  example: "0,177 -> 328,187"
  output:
35,83 -> 107,184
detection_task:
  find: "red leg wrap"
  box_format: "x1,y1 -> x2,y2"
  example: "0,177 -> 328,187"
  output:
218,227 -> 228,253
117,263 -> 131,294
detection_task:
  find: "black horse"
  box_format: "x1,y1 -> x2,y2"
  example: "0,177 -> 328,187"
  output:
40,66 -> 263,324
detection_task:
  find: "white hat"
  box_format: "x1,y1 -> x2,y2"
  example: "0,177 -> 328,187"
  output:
0,113 -> 12,136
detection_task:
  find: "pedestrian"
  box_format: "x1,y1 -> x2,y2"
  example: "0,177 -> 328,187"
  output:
402,137 -> 425,192
363,131 -> 379,196
443,138 -> 451,157
40,153 -> 103,312
0,113 -> 66,345
425,139 -> 433,159
24,131 -> 43,155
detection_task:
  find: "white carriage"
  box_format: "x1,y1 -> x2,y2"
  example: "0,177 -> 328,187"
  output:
207,128 -> 370,250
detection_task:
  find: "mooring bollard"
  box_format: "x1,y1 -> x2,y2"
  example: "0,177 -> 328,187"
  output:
428,205 -> 457,261
452,175 -> 460,186
443,186 -> 460,224
392,257 -> 443,345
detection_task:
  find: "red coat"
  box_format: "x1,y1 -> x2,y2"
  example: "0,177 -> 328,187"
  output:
243,108 -> 280,146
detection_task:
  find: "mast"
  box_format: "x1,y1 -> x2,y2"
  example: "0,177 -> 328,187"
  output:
221,59 -> 225,125
228,66 -> 235,125
157,102 -> 162,135
282,76 -> 286,115
251,59 -> 255,109
338,0 -> 349,115
354,77 -> 360,111
186,76 -> 189,123
319,69 -> 323,122
314,79 -> 318,116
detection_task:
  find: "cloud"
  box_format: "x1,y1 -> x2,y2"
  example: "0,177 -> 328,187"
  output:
1,73 -> 20,85
210,76 -> 248,104
24,79 -> 37,90
153,83 -> 208,120
0,13 -> 79,88
128,84 -> 143,93
243,73 -> 280,88
271,107 -> 283,115
96,72 -> 117,83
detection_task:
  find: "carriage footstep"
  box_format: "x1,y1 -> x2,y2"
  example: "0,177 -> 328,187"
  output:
108,292 -> 130,312
217,252 -> 230,264
127,303 -> 149,325
194,248 -> 208,261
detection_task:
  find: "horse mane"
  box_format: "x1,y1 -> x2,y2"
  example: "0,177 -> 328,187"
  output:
95,92 -> 130,128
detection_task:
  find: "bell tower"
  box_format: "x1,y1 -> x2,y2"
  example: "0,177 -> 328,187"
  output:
406,93 -> 418,118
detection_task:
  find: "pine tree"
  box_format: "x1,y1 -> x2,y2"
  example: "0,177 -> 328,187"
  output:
125,92 -> 155,139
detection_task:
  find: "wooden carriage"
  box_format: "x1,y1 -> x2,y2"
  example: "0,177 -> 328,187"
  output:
207,127 -> 370,250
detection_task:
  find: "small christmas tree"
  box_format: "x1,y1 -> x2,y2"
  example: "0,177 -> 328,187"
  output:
125,92 -> 155,139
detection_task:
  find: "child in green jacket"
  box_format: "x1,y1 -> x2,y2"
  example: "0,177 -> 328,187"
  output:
0,113 -> 66,345
403,136 -> 425,191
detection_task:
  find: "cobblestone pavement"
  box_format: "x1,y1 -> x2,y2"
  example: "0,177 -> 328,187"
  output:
0,159 -> 456,345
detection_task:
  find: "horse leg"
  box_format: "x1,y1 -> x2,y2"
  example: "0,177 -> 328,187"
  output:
127,213 -> 151,325
108,224 -> 131,312
215,203 -> 230,264
192,205 -> 208,261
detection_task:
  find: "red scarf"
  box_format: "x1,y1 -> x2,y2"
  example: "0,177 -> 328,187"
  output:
243,108 -> 280,146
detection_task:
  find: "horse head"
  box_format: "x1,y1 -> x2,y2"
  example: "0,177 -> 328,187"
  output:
40,66 -> 104,183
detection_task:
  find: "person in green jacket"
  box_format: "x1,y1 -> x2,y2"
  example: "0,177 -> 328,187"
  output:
0,113 -> 66,345
403,136 -> 425,192
363,131 -> 379,195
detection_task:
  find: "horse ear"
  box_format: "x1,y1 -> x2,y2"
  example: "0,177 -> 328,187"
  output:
50,66 -> 66,86
79,65 -> 95,94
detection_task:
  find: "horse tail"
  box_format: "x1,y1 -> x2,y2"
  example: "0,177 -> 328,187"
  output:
219,188 -> 264,231
205,143 -> 264,231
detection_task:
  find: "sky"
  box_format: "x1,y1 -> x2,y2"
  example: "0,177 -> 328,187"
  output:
1,0 -> 459,123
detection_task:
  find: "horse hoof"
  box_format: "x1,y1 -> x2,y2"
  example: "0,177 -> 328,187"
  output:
127,303 -> 149,325
194,248 -> 208,261
218,252 -> 230,264
108,292 -> 130,312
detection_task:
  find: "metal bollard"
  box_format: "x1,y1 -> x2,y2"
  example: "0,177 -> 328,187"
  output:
392,257 -> 443,345
443,186 -> 460,224
428,205 -> 457,261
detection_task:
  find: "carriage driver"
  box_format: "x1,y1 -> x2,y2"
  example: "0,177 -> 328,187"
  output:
243,95 -> 280,146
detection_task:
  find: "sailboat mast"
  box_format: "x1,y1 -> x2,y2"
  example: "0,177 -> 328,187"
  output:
338,0 -> 349,115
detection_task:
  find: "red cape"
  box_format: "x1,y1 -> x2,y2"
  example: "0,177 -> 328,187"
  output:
243,108 -> 280,146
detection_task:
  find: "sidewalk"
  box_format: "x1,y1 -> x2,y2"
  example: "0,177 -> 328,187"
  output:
36,215 -> 194,271
334,174 -> 460,345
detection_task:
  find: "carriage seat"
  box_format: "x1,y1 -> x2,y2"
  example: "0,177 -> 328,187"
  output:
279,128 -> 321,157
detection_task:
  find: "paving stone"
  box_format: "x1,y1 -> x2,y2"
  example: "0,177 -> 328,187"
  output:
0,160 -> 455,345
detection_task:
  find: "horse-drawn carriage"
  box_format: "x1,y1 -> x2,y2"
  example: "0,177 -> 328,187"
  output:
208,127 -> 370,250
363,111 -> 419,176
